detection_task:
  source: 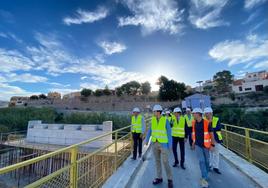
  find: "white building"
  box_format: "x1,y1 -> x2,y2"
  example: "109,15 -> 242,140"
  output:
232,71 -> 268,93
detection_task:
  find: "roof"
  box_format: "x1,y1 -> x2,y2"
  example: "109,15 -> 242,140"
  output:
233,79 -> 244,86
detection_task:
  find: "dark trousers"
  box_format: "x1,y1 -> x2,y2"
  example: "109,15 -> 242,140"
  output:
172,137 -> 185,165
132,133 -> 142,158
187,127 -> 193,147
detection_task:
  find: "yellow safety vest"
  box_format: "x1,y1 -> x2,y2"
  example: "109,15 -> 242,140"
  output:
151,116 -> 168,143
131,115 -> 142,133
184,114 -> 194,127
167,116 -> 172,122
212,116 -> 223,141
171,115 -> 185,138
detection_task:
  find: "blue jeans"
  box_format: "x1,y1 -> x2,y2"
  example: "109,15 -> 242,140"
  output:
195,146 -> 209,180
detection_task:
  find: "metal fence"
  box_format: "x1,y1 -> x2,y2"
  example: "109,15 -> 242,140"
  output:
222,124 -> 268,171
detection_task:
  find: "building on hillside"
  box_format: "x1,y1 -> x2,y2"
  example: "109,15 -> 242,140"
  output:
63,91 -> 81,100
185,94 -> 211,109
232,70 -> 268,93
9,96 -> 29,106
47,92 -> 61,99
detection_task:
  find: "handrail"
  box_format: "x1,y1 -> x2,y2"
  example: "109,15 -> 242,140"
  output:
222,123 -> 268,135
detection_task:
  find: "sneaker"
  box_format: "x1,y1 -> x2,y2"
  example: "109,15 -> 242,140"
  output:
172,162 -> 178,167
213,168 -> 222,174
200,179 -> 209,188
180,163 -> 186,170
131,157 -> 136,160
152,178 -> 163,185
168,179 -> 173,188
138,154 -> 142,158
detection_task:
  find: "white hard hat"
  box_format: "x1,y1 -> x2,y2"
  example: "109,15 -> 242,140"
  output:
173,107 -> 182,113
153,104 -> 163,111
166,110 -> 170,114
204,107 -> 213,113
132,107 -> 140,113
186,108 -> 191,111
192,108 -> 203,114
161,111 -> 165,115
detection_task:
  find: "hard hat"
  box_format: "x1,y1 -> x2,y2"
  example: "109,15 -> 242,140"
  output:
132,107 -> 140,113
166,110 -> 170,114
204,107 -> 213,113
192,108 -> 203,114
161,111 -> 165,115
173,107 -> 182,113
186,108 -> 191,111
153,104 -> 163,111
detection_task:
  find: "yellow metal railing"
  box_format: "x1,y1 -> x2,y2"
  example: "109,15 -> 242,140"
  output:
222,124 -> 268,171
0,117 -> 151,188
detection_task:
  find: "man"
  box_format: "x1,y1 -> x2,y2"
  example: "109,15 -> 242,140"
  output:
184,108 -> 194,147
145,104 -> 173,188
171,107 -> 187,169
165,110 -> 172,122
191,108 -> 216,188
204,107 -> 223,174
131,107 -> 145,160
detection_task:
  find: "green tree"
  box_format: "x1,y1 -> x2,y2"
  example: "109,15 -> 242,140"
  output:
115,87 -> 123,97
94,89 -> 103,97
121,81 -> 141,95
213,70 -> 233,93
30,95 -> 39,100
103,85 -> 112,95
141,82 -> 151,95
39,94 -> 47,99
81,88 -> 92,97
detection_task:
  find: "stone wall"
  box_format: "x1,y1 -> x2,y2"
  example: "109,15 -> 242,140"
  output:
26,120 -> 112,148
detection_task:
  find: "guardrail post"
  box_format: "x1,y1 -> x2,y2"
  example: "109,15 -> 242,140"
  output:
70,147 -> 78,188
224,125 -> 229,149
114,132 -> 118,171
245,129 -> 252,163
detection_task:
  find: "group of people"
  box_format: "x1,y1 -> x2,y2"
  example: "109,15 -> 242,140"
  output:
130,105 -> 223,188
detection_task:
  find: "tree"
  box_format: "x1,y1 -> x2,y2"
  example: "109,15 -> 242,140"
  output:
30,95 -> 39,100
81,88 -> 92,97
213,70 -> 233,93
121,81 -> 141,95
141,82 -> 151,95
103,85 -> 112,96
39,94 -> 47,99
158,76 -> 186,101
94,89 -> 103,97
115,87 -> 123,97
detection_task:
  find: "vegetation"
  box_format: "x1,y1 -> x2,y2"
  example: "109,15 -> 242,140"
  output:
213,70 -> 233,93
81,88 -> 92,97
141,82 -> 151,95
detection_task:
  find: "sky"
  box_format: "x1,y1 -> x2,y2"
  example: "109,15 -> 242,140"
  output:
0,0 -> 268,101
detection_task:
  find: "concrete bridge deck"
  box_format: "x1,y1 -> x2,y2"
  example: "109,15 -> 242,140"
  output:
127,145 -> 261,188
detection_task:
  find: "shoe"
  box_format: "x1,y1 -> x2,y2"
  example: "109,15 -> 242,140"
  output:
168,179 -> 173,188
131,157 -> 136,160
138,154 -> 142,158
172,162 -> 178,167
213,168 -> 221,174
152,178 -> 163,185
200,178 -> 209,188
180,164 -> 186,170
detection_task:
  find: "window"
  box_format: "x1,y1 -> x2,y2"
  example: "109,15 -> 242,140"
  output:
255,85 -> 264,91
239,86 -> 242,91
245,88 -> 252,91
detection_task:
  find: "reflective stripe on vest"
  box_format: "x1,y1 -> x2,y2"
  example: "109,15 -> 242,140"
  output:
184,114 -> 193,127
192,119 -> 211,148
172,115 -> 185,138
151,116 -> 168,143
212,116 -> 223,141
131,115 -> 142,133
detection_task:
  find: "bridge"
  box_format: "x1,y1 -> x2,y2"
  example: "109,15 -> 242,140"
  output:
0,118 -> 267,188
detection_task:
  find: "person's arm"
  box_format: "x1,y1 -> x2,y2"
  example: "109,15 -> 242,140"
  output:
214,119 -> 222,132
209,123 -> 216,146
145,123 -> 152,144
166,120 -> 172,149
141,116 -> 145,134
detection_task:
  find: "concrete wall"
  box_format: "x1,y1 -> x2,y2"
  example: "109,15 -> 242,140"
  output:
232,79 -> 268,93
26,120 -> 112,148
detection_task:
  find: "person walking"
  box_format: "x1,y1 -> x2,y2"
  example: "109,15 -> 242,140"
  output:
184,108 -> 194,147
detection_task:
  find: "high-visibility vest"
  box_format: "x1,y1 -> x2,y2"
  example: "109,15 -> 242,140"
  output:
167,116 -> 172,122
192,119 -> 211,149
131,115 -> 142,133
171,115 -> 185,138
184,114 -> 194,127
212,116 -> 223,141
151,116 -> 168,143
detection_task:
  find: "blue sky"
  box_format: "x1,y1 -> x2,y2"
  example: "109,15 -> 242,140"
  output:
0,0 -> 267,100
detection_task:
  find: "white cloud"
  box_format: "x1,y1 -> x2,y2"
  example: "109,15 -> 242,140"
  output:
63,7 -> 108,25
242,10 -> 260,24
98,41 -> 127,55
244,0 -> 268,9
81,76 -> 88,80
209,34 -> 268,67
0,73 -> 48,83
189,0 -> 229,29
254,60 -> 268,69
118,0 -> 184,35
0,83 -> 34,101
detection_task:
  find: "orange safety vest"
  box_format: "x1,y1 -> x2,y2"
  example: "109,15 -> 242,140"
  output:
192,119 -> 211,149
